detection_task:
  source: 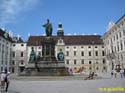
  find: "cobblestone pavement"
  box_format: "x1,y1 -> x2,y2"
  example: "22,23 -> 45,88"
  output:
0,77 -> 124,93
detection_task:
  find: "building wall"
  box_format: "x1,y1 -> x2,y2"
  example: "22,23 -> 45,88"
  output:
11,43 -> 27,74
63,45 -> 105,73
26,38 -> 105,73
102,15 -> 125,72
0,37 -> 11,72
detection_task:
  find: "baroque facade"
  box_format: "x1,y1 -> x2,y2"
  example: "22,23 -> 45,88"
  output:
102,15 -> 125,72
0,28 -> 12,72
11,37 -> 27,74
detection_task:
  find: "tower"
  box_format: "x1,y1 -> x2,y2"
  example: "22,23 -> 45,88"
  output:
57,23 -> 64,36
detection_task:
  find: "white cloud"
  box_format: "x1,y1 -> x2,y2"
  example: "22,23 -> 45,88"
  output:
0,0 -> 39,26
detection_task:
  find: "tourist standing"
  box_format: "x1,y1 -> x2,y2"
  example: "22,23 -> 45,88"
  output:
4,72 -> 10,92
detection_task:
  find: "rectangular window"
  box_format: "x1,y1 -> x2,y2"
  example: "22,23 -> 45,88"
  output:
102,51 -> 105,56
119,32 -> 122,38
89,61 -> 91,64
74,60 -> 77,64
81,51 -> 84,56
1,60 -> 3,65
114,36 -> 115,41
121,54 -> 123,61
95,51 -> 98,56
12,67 -> 15,73
117,45 -> 119,52
66,60 -> 69,64
116,34 -> 118,40
103,59 -> 105,64
89,51 -> 91,56
5,61 -> 7,65
12,52 -> 15,57
121,43 -> 123,51
103,66 -> 106,70
21,52 -> 23,57
12,60 -> 15,65
66,51 -> 69,56
74,51 -> 76,56
81,60 -> 84,64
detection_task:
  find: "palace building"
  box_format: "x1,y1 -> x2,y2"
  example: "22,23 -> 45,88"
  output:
102,15 -> 125,72
0,28 -> 12,72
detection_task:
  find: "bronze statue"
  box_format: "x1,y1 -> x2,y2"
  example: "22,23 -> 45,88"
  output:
29,47 -> 36,63
43,19 -> 53,37
57,49 -> 64,61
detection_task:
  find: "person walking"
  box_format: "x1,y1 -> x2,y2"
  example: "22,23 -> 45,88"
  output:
0,71 -> 6,92
4,72 -> 10,92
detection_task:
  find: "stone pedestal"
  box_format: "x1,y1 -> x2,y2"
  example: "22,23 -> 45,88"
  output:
41,37 -> 57,61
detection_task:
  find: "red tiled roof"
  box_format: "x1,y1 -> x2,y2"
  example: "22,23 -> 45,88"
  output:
27,35 -> 103,46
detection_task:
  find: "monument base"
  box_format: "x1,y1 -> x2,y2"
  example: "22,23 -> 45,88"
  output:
22,36 -> 70,76
19,62 -> 69,76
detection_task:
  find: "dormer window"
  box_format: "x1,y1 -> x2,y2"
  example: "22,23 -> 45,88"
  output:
74,46 -> 76,49
66,46 -> 69,49
59,39 -> 63,43
4,32 -> 9,39
81,46 -> 84,48
57,39 -> 64,45
88,46 -> 91,48
21,44 -> 24,46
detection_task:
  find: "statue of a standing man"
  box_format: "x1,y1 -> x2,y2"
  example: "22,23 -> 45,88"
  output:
43,19 -> 53,37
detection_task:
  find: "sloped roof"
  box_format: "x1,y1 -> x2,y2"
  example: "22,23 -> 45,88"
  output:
27,35 -> 103,46
12,37 -> 24,43
0,28 -> 12,42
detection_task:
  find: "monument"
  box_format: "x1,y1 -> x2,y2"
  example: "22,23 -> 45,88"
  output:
23,19 -> 69,76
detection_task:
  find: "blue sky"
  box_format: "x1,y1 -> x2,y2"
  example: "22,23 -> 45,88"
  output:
0,0 -> 125,41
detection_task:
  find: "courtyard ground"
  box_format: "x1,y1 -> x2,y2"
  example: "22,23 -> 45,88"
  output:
0,72 -> 125,93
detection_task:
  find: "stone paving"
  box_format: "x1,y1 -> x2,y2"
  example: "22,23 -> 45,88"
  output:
0,78 -> 125,93
0,73 -> 125,93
